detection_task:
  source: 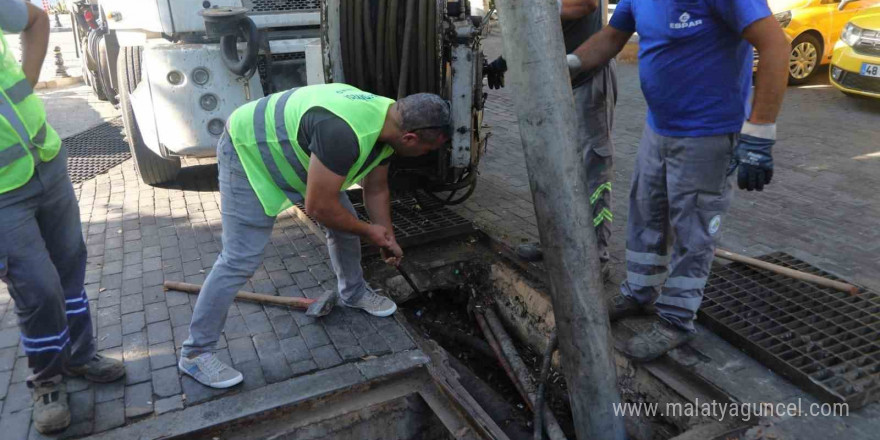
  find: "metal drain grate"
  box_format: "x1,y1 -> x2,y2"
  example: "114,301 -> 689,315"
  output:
64,118 -> 130,185
296,190 -> 475,250
700,252 -> 880,409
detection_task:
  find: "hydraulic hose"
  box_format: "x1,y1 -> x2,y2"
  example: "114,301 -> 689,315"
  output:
340,0 -> 441,99
397,0 -> 416,98
375,0 -> 387,96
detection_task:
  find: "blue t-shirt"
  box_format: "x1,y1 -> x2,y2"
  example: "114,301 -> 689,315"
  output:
610,0 -> 771,137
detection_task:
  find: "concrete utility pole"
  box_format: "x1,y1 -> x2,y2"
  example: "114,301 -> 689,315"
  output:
493,1 -> 626,439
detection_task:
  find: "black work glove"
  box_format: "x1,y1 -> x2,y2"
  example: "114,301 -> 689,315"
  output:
484,56 -> 507,89
729,122 -> 776,192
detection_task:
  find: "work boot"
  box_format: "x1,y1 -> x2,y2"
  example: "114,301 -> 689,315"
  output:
623,318 -> 696,362
31,381 -> 70,434
66,353 -> 125,383
607,293 -> 653,321
342,288 -> 398,317
515,243 -> 543,262
516,243 -> 612,282
179,352 -> 244,389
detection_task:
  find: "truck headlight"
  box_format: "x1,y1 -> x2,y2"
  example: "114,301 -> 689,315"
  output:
200,94 -> 218,111
841,23 -> 863,47
192,68 -> 210,85
774,11 -> 792,28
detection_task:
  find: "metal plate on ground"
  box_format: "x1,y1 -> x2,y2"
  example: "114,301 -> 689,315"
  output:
296,191 -> 475,251
700,252 -> 880,409
64,118 -> 130,185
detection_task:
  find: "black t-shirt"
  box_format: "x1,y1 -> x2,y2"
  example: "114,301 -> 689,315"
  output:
563,0 -> 605,88
298,107 -> 391,178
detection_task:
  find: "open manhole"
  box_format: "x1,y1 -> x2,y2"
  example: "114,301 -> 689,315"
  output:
295,190 -> 475,250
63,118 -> 130,184
700,252 -> 880,409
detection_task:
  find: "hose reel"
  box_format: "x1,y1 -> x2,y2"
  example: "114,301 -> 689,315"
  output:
337,0 -> 483,205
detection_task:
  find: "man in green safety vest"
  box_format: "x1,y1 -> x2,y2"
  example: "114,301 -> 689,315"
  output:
179,83 -> 451,389
0,0 -> 125,434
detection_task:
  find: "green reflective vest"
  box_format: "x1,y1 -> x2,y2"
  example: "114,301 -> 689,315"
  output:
228,83 -> 395,217
0,32 -> 62,194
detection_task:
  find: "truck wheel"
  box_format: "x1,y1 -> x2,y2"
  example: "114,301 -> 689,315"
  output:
118,46 -> 180,185
98,35 -> 119,106
86,68 -> 108,101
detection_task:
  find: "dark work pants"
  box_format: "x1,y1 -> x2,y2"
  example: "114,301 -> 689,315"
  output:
620,126 -> 735,331
573,60 -> 618,265
0,147 -> 94,386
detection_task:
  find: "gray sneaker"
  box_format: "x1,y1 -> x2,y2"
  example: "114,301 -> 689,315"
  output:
342,289 -> 398,317
31,381 -> 70,434
178,353 -> 243,389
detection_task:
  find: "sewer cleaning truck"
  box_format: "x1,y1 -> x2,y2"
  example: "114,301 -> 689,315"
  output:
67,0 -> 490,205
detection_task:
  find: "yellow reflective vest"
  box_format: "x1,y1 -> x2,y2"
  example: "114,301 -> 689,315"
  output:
0,31 -> 62,194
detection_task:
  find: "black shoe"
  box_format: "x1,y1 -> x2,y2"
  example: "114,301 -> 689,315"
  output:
607,293 -> 651,321
515,243 -> 543,262
623,319 -> 695,362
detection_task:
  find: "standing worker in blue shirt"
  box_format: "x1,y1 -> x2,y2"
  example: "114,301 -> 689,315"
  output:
567,0 -> 789,360
0,0 -> 125,434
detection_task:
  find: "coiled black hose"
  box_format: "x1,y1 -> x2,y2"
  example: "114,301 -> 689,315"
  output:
341,0 -> 441,99
220,16 -> 259,78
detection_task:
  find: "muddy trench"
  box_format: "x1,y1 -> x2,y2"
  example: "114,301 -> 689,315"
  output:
375,245 -> 692,440
402,283 -> 577,438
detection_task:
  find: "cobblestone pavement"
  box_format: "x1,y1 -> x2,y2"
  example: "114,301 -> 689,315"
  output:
0,159 -> 415,438
1,31 -> 879,437
455,34 -> 880,292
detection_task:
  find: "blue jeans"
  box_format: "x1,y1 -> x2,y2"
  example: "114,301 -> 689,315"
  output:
0,148 -> 94,385
181,132 -> 370,357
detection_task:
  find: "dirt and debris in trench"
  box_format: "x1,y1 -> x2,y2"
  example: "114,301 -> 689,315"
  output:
400,277 -> 577,438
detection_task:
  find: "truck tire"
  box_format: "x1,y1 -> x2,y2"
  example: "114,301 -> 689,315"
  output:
97,35 -> 119,106
118,46 -> 180,185
86,67 -> 108,101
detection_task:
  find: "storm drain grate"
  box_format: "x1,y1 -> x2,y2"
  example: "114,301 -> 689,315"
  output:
63,118 -> 130,185
296,190 -> 475,250
700,252 -> 880,409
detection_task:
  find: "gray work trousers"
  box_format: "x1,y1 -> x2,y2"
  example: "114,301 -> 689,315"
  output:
0,148 -> 95,386
621,125 -> 735,331
573,60 -> 617,264
181,132 -> 369,357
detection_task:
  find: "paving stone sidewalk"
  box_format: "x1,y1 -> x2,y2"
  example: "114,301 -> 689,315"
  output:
0,159 -> 416,438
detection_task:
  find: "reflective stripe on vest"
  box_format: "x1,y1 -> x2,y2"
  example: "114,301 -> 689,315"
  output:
228,84 -> 395,217
0,32 -> 62,194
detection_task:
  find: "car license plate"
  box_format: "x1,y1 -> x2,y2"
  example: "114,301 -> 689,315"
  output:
862,63 -> 880,78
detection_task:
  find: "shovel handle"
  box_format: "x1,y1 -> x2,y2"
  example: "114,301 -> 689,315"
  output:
163,281 -> 315,309
714,249 -> 859,296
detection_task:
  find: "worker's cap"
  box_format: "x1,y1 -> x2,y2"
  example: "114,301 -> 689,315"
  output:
397,93 -> 452,139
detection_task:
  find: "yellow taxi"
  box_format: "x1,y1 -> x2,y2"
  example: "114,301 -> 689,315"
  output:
767,0 -> 880,84
830,6 -> 880,97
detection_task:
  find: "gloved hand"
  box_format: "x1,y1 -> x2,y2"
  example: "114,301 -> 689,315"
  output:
484,56 -> 507,89
733,121 -> 776,192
